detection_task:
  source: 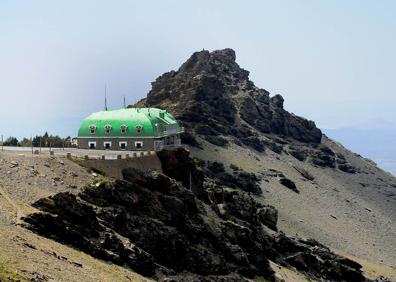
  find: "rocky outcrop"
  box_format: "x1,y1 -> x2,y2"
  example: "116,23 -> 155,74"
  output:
23,149 -> 365,281
133,48 -> 358,175
24,192 -> 156,276
133,49 -> 322,149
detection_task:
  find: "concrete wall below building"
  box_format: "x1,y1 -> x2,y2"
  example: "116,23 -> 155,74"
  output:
76,154 -> 162,179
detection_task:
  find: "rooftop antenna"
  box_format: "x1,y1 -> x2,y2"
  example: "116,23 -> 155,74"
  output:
104,84 -> 108,111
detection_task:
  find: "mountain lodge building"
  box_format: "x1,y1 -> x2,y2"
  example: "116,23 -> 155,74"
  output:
77,108 -> 184,151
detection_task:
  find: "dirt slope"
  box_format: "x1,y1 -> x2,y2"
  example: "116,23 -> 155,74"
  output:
0,151 -> 149,281
136,48 -> 396,275
187,135 -> 396,278
2,48 -> 395,281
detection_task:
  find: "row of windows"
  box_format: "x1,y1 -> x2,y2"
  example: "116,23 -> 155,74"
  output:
88,141 -> 143,150
89,125 -> 143,134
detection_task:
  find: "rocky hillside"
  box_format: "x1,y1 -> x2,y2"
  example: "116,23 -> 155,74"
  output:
23,149 -> 366,281
20,49 -> 396,281
135,48 -> 357,174
135,48 -> 321,147
135,48 -> 396,279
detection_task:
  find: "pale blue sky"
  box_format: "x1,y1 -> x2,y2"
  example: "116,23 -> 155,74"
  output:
1,0 -> 396,139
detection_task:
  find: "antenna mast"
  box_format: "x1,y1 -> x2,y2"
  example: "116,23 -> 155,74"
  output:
104,84 -> 108,111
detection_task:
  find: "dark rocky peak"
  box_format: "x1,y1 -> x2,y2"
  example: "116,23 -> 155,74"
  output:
177,48 -> 247,81
136,48 -> 322,149
270,94 -> 284,109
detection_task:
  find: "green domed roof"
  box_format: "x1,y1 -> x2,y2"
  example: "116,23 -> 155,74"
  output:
78,108 -> 182,138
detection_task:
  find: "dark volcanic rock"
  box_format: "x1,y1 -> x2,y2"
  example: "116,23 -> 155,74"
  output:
204,135 -> 229,147
288,146 -> 308,161
23,149 -> 365,281
311,146 -> 337,168
338,163 -> 357,174
24,193 -> 156,277
24,171 -> 275,279
180,131 -> 203,148
204,160 -> 262,195
336,154 -> 357,173
309,146 -> 359,173
133,48 -> 322,150
273,234 -> 365,282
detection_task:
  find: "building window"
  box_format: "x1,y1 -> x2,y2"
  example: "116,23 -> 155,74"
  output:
104,141 -> 111,149
89,125 -> 97,134
120,125 -> 128,134
135,141 -> 143,149
88,141 -> 96,149
104,125 -> 112,134
135,125 -> 143,134
119,141 -> 127,150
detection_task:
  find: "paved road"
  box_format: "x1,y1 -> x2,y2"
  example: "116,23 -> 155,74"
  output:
0,146 -> 153,160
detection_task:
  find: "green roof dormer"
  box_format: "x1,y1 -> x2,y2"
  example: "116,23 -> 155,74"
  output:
77,108 -> 182,138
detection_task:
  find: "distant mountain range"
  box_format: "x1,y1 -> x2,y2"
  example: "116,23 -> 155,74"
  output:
325,127 -> 396,175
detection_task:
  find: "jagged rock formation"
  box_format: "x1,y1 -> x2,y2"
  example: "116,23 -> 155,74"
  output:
23,148 -> 365,281
21,48 -> 396,281
134,48 -> 322,149
133,48 -> 357,174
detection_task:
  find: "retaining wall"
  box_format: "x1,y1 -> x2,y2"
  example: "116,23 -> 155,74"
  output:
74,153 -> 162,179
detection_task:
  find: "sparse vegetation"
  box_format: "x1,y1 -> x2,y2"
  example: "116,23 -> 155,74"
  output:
87,167 -> 106,176
2,137 -> 18,146
1,132 -> 72,148
0,262 -> 28,282
82,176 -> 112,190
294,166 -> 315,181
279,177 -> 299,193
268,168 -> 285,178
229,163 -> 240,171
204,135 -> 229,147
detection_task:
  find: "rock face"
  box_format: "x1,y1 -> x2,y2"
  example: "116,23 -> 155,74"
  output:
133,48 -> 358,175
23,148 -> 365,281
21,49 -> 380,280
134,48 -> 322,148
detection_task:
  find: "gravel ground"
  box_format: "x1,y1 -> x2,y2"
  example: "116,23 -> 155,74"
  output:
189,136 -> 396,279
0,151 -> 149,282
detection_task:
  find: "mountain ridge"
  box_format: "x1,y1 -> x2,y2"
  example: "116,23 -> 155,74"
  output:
134,48 -> 322,146
19,48 -> 396,281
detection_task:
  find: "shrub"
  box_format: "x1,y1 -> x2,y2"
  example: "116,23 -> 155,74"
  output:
279,177 -> 299,193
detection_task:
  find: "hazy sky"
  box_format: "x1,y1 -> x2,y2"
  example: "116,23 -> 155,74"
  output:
1,0 -> 396,138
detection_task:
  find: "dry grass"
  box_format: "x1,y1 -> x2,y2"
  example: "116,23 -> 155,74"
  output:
267,261 -> 312,282
0,260 -> 29,282
0,151 -> 150,282
341,253 -> 396,281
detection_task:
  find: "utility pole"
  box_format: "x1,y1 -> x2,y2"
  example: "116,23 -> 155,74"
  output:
31,136 -> 33,154
1,135 -> 3,152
